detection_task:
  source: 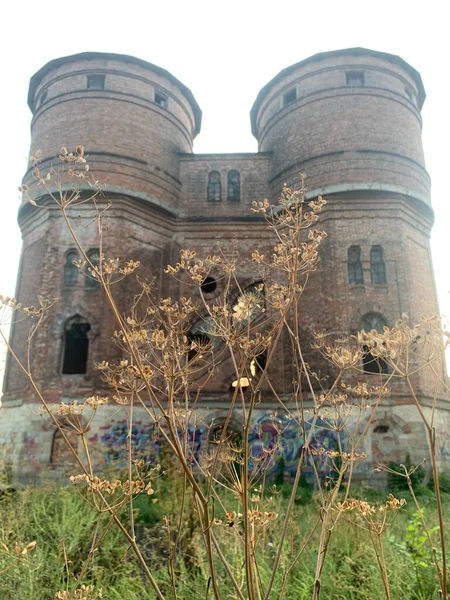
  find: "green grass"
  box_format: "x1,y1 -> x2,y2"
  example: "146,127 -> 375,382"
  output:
0,482 -> 448,599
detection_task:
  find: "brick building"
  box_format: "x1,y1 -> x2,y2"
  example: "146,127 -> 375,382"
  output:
1,47 -> 448,483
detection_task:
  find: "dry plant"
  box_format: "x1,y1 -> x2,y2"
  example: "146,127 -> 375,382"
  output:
0,147 -> 448,600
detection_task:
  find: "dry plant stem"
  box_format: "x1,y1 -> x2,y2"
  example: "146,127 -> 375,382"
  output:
278,517 -> 321,600
209,529 -> 246,600
263,445 -> 309,600
128,395 -> 136,542
312,467 -> 346,600
406,376 -> 447,599
369,531 -> 391,600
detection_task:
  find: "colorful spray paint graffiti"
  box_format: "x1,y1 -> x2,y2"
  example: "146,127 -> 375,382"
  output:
247,414 -> 340,479
98,420 -> 207,467
97,414 -> 340,479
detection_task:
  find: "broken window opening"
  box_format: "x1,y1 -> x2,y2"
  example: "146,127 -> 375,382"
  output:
361,313 -> 389,374
62,316 -> 91,375
201,276 -> 217,294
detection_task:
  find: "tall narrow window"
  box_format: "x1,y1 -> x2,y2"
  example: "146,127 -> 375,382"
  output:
207,172 -> 221,202
361,313 -> 389,374
370,246 -> 386,284
62,316 -> 91,375
227,170 -> 240,202
85,249 -> 100,289
63,250 -> 79,287
347,246 -> 364,285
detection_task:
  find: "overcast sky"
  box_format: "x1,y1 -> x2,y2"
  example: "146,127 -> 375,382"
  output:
0,0 -> 449,374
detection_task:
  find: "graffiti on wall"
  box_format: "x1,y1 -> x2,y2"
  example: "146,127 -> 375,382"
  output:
95,414 -> 340,478
247,414 -> 340,478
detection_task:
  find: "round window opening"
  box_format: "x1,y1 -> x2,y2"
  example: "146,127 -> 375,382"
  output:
201,276 -> 217,294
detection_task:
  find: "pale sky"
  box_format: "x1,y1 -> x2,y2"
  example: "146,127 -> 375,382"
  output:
0,0 -> 449,376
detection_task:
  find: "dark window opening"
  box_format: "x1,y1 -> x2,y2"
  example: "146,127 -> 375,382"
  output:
85,249 -> 100,289
62,316 -> 91,375
374,424 -> 389,434
347,246 -> 364,285
227,170 -> 240,202
155,91 -> 168,108
362,345 -> 389,374
283,88 -> 297,106
207,172 -> 221,202
187,332 -> 210,362
201,276 -> 217,294
346,71 -> 365,86
370,246 -> 386,284
252,351 -> 267,374
63,250 -> 79,287
87,74 -> 105,90
361,313 -> 389,375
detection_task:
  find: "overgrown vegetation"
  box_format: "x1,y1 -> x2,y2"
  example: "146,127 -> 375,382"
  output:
0,484 -> 449,599
1,147 -> 449,599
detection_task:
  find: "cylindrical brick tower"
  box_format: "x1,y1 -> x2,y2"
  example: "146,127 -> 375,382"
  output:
251,47 -> 429,205
1,55 -> 202,480
25,52 -> 201,209
251,49 -> 445,461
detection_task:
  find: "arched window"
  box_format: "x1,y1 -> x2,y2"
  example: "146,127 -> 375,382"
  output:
361,313 -> 389,374
85,249 -> 100,289
62,315 -> 91,375
207,172 -> 221,202
370,246 -> 386,284
227,171 -> 240,202
347,246 -> 364,285
63,250 -> 79,287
